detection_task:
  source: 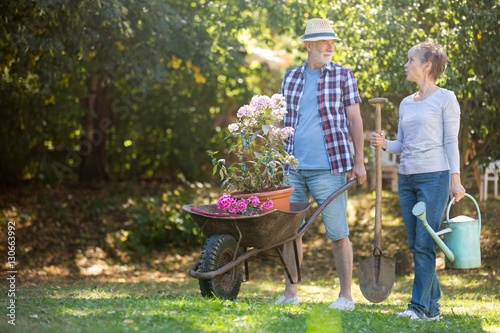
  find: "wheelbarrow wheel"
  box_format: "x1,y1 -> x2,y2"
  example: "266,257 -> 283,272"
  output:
198,234 -> 243,300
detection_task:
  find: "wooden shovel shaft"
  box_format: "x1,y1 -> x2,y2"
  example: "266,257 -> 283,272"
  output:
360,97 -> 395,304
369,98 -> 388,250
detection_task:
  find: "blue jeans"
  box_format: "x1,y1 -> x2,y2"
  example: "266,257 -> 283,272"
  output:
287,170 -> 348,241
398,171 -> 450,318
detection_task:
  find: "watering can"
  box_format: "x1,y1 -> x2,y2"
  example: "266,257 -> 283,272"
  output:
412,193 -> 482,269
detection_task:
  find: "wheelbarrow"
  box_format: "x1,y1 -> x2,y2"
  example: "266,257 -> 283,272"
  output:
183,179 -> 358,300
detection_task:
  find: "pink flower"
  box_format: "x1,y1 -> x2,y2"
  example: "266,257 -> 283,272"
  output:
215,194 -> 274,216
260,200 -> 274,211
237,105 -> 253,118
228,201 -> 239,213
250,95 -> 271,111
210,93 -> 295,194
247,195 -> 261,208
236,198 -> 248,213
228,123 -> 239,132
270,93 -> 285,110
217,194 -> 234,210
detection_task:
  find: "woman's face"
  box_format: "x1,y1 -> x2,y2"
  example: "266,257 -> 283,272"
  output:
404,52 -> 428,82
306,40 -> 335,69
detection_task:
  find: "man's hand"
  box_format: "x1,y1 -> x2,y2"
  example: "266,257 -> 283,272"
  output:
351,162 -> 367,185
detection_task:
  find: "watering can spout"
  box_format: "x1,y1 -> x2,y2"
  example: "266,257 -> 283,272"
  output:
412,202 -> 456,263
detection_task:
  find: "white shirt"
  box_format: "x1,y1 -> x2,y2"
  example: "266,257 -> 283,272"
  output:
386,88 -> 461,175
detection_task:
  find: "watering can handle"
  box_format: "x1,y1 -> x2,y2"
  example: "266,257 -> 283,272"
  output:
446,193 -> 481,231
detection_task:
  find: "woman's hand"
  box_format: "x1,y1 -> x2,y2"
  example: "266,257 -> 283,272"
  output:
450,173 -> 466,203
370,130 -> 387,149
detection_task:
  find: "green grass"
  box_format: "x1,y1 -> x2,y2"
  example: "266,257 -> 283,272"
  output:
1,269 -> 498,333
1,185 -> 498,332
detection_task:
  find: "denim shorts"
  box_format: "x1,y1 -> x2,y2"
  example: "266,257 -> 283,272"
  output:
286,170 -> 348,241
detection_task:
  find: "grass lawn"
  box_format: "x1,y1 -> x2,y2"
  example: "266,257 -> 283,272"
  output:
1,185 -> 499,332
0,269 -> 498,333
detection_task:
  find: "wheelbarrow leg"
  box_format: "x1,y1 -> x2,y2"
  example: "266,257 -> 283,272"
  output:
243,248 -> 250,282
276,239 -> 301,284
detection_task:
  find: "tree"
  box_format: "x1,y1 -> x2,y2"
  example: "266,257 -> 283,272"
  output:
1,0 -> 248,185
1,0 -> 498,188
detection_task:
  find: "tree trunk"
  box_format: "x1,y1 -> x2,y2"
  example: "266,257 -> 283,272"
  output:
79,74 -> 110,185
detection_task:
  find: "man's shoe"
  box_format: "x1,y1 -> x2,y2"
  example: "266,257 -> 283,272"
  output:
275,295 -> 299,305
328,296 -> 355,311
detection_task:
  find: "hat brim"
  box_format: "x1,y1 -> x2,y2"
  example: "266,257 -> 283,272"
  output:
299,36 -> 341,42
299,33 -> 341,42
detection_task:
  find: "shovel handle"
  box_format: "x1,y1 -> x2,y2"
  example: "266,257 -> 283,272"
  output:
369,98 -> 388,249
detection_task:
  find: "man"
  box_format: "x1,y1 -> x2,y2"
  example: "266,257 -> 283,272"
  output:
277,18 -> 367,311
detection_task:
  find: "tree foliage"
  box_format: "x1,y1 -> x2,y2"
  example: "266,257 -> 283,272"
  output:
1,0 -> 498,188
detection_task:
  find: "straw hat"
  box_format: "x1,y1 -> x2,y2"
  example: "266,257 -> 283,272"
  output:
299,18 -> 341,42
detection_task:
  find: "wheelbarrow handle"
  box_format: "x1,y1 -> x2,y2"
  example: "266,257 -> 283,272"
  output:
297,178 -> 358,235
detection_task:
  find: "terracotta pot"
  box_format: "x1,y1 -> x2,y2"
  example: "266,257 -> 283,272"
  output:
232,186 -> 295,212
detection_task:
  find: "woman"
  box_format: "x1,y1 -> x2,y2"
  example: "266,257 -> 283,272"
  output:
371,42 -> 466,321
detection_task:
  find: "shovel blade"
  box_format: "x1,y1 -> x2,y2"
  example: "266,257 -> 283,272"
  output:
359,254 -> 396,303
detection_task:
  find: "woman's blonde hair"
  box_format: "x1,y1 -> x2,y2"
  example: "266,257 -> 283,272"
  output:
408,42 -> 449,80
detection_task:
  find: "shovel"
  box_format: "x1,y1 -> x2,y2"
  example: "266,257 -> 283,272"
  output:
359,97 -> 396,303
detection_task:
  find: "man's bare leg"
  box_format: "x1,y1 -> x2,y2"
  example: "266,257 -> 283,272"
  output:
332,236 -> 353,301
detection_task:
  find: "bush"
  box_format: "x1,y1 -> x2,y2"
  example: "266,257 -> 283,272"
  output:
120,187 -> 200,255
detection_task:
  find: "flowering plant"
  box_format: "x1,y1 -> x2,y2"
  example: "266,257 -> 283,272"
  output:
216,194 -> 274,216
208,93 -> 298,194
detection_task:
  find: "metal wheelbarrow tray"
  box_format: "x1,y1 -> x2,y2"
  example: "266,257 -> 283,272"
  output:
183,179 -> 357,300
185,202 -> 311,249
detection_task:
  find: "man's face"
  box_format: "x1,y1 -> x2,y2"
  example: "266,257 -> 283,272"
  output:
306,40 -> 335,69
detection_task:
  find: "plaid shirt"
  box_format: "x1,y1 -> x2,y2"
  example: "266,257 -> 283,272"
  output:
281,61 -> 362,173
